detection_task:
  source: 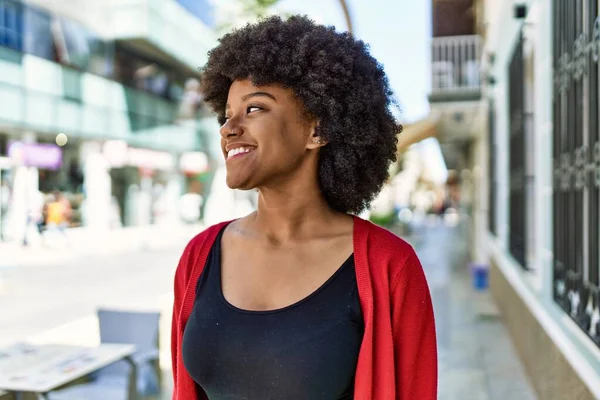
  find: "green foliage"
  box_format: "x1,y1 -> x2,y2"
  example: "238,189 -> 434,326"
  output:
241,0 -> 279,18
369,211 -> 397,227
253,0 -> 279,9
216,0 -> 284,34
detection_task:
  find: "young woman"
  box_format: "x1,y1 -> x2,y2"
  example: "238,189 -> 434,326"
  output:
171,16 -> 437,400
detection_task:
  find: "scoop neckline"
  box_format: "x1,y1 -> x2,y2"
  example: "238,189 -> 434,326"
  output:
217,248 -> 355,315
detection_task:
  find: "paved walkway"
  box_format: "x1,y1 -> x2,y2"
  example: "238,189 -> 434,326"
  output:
0,223 -> 204,269
412,218 -> 537,400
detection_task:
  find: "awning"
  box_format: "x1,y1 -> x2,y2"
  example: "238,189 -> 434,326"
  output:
396,112 -> 440,152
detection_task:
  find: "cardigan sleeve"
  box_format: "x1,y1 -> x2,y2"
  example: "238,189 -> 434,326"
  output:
391,251 -> 438,400
171,235 -> 211,400
171,244 -> 189,396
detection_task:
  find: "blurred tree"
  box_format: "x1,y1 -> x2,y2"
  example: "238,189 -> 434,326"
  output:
244,0 -> 280,18
216,0 -> 282,33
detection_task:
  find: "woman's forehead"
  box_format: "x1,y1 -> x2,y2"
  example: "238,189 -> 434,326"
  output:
226,80 -> 299,107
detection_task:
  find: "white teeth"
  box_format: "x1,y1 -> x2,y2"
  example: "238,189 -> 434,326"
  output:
227,147 -> 254,158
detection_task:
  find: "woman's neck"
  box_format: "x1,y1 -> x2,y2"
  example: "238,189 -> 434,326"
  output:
251,176 -> 344,244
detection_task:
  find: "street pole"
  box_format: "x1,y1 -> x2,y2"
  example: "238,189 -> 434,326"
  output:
338,0 -> 354,34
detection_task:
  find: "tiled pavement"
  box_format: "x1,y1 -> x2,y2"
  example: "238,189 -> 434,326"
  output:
410,218 -> 537,400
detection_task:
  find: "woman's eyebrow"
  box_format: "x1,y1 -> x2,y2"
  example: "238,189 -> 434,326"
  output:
226,91 -> 277,110
241,92 -> 277,102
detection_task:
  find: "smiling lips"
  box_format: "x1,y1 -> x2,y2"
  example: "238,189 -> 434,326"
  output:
226,146 -> 256,160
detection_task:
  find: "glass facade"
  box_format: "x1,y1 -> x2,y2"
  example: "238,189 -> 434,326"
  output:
0,0 -> 21,52
0,0 -> 204,118
177,0 -> 214,27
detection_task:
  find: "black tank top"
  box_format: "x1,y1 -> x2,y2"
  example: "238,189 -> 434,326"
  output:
182,226 -> 364,400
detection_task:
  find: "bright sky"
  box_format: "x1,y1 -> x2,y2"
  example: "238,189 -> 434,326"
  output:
276,0 -> 432,123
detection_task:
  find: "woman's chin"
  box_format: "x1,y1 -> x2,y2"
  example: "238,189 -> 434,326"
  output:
226,176 -> 255,191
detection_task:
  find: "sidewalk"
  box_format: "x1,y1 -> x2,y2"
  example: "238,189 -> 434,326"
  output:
0,222 -> 204,268
410,218 -> 537,400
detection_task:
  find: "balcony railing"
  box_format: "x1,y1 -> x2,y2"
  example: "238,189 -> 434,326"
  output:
430,35 -> 482,101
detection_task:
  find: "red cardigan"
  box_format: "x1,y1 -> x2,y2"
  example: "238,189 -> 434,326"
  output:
171,216 -> 437,399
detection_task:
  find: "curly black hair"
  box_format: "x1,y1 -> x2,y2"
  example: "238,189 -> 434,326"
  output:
201,15 -> 402,214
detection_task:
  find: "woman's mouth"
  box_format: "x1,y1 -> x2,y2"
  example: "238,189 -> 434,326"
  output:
227,146 -> 256,160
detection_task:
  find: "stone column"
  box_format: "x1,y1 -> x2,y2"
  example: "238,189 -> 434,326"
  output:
470,133 -> 489,266
6,132 -> 37,241
81,142 -> 112,230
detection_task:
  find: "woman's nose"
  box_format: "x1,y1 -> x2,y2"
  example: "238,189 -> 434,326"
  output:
219,118 -> 242,139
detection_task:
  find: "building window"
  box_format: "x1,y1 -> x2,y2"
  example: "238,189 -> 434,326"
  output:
552,0 -> 600,347
23,5 -> 57,61
53,16 -> 114,78
0,0 -> 22,52
508,29 -> 528,269
488,99 -> 497,236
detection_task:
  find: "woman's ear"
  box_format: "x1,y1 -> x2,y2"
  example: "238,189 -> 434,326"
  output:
306,123 -> 328,149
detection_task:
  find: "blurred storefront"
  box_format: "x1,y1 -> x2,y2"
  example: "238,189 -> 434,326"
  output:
0,0 -> 218,239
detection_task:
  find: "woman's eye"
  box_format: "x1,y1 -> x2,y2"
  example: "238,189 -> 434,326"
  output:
247,106 -> 261,114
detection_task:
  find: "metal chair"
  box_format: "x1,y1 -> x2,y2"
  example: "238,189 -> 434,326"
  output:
48,308 -> 161,400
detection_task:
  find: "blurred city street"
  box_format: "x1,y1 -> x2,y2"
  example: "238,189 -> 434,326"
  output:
1,217 -> 538,400
0,0 -> 599,398
0,245 -> 180,347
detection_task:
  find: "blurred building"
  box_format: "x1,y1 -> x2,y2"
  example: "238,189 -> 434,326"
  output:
425,0 -> 600,398
0,0 -> 219,239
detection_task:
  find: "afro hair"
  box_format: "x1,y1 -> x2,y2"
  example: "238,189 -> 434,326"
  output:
201,15 -> 402,214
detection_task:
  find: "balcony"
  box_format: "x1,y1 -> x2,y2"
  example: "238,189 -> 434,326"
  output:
108,0 -> 217,73
429,35 -> 482,103
0,47 -> 206,153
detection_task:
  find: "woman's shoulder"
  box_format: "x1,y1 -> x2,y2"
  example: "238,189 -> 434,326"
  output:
188,220 -> 230,247
354,217 -> 419,275
176,220 -> 233,277
355,217 -> 415,254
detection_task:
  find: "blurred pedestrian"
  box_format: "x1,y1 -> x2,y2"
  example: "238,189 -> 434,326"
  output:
171,16 -> 437,400
176,78 -> 204,121
22,189 -> 45,246
45,190 -> 71,245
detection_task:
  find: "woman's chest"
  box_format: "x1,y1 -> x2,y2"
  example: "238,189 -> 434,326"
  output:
182,249 -> 363,399
221,237 -> 354,312
182,305 -> 363,399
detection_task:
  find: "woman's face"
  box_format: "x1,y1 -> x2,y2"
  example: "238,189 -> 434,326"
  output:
220,79 -> 319,190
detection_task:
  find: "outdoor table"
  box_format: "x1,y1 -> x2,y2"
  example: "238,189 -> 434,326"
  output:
0,342 -> 137,400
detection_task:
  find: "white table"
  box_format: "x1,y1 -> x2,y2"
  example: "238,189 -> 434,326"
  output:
0,342 -> 136,400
